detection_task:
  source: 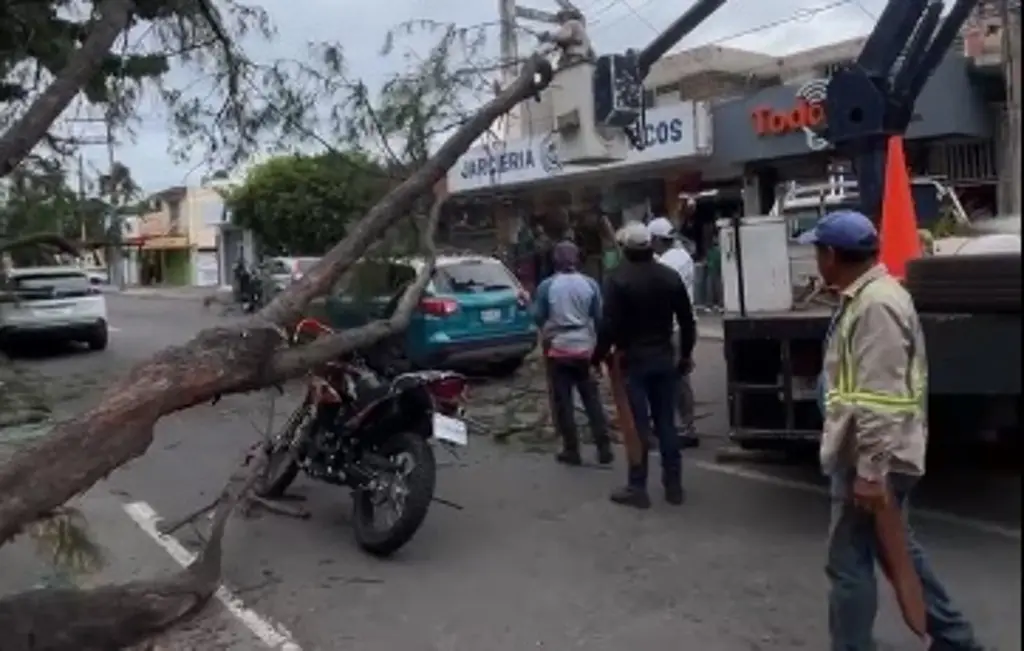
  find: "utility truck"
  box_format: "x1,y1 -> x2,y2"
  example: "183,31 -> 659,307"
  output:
719,0 -> 1021,454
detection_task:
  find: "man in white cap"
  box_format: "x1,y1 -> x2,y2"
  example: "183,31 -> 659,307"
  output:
648,217 -> 698,443
592,221 -> 696,508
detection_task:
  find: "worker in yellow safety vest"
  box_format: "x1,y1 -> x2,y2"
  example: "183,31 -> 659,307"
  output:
799,210 -> 984,651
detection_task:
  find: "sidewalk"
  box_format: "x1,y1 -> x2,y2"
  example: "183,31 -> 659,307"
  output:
697,313 -> 724,340
115,286 -> 231,301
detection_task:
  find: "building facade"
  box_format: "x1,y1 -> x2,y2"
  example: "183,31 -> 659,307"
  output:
710,54 -> 998,215
126,186 -> 225,287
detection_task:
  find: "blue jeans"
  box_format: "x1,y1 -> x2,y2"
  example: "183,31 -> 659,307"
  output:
827,472 -> 982,651
623,357 -> 680,490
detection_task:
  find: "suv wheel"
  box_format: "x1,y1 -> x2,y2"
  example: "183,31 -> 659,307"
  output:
86,323 -> 109,351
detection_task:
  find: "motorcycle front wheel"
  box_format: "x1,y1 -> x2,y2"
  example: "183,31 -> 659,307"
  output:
352,430 -> 436,557
254,401 -> 312,498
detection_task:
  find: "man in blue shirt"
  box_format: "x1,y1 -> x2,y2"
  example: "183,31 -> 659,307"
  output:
533,241 -> 612,466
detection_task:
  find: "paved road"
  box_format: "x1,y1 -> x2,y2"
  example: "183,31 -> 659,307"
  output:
5,295 -> 1021,650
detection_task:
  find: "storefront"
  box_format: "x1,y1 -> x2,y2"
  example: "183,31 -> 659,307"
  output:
709,55 -> 996,214
444,101 -> 713,278
446,101 -> 713,198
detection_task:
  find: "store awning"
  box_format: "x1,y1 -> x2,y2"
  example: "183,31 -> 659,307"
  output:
142,236 -> 189,250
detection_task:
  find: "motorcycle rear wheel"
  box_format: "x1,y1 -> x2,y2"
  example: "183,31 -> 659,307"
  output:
352,431 -> 436,557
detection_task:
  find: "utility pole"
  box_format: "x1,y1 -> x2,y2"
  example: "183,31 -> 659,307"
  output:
499,0 -> 521,138
66,112 -> 123,287
1001,0 -> 1021,214
103,109 -> 125,289
501,2 -> 573,139
76,152 -> 87,243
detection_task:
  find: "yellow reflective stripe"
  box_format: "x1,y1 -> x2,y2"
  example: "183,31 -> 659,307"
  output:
826,393 -> 922,414
830,284 -> 926,416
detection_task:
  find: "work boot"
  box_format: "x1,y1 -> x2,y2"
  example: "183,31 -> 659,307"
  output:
555,449 -> 582,466
596,445 -> 614,466
664,483 -> 686,506
609,486 -> 651,510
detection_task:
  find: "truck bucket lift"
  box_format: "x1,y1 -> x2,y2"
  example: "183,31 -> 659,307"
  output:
824,0 -> 982,222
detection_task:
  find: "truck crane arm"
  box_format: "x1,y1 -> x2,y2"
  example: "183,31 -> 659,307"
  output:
825,0 -> 981,222
636,0 -> 729,81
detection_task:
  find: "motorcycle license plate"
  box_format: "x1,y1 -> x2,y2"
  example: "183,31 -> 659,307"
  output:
432,413 -> 468,446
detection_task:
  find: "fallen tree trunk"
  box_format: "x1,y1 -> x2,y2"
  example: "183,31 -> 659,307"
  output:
0,54 -> 551,649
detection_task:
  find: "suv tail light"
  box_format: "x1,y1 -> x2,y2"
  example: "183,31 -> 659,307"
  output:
419,297 -> 458,317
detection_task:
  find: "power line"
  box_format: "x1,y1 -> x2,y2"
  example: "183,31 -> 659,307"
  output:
593,0 -> 853,44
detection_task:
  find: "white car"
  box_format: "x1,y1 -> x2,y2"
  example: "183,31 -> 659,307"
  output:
0,266 -> 109,350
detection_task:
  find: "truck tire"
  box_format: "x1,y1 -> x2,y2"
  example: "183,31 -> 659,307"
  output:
905,253 -> 1021,313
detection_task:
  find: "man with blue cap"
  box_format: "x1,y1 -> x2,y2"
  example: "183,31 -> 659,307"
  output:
802,210 -> 982,651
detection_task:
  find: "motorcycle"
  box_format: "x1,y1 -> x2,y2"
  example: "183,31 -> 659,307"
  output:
234,263 -> 264,313
255,317 -> 469,557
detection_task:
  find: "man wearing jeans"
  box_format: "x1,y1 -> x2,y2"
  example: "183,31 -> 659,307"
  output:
592,222 -> 696,508
648,217 -> 699,442
802,210 -> 983,651
533,241 -> 613,467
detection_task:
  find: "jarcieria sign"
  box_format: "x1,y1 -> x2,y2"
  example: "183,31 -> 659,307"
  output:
447,102 -> 712,194
750,78 -> 830,152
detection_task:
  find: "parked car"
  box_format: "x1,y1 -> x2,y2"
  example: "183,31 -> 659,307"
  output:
0,266 -> 109,350
317,254 -> 536,374
266,256 -> 320,290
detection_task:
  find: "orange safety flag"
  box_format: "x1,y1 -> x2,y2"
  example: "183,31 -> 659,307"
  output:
879,135 -> 922,280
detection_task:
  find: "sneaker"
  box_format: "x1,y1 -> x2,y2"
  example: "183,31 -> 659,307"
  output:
555,449 -> 582,466
664,484 -> 686,505
609,486 -> 651,509
596,446 -> 614,466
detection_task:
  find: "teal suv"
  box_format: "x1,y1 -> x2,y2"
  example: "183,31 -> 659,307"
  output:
317,255 -> 537,374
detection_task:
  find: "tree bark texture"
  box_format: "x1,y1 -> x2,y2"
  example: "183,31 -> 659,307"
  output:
0,54 -> 552,649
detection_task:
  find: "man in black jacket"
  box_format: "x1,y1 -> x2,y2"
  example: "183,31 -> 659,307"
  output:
592,222 -> 697,508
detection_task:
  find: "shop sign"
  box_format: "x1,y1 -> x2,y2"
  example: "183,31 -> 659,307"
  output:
750,78 -> 830,151
448,102 -> 711,194
459,133 -> 560,181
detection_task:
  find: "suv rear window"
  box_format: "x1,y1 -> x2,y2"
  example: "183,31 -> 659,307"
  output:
10,273 -> 91,299
433,260 -> 517,294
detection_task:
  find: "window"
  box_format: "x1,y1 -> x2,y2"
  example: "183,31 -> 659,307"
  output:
433,260 -> 517,294
10,272 -> 91,299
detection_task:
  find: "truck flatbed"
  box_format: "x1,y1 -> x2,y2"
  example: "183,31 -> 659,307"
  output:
722,308 -> 1021,447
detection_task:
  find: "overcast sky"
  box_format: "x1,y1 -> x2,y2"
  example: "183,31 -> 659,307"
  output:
80,0 -> 884,193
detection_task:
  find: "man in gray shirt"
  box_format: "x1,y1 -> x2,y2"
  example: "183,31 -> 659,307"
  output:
533,241 -> 612,466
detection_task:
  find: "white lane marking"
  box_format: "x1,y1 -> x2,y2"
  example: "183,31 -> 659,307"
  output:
692,460 -> 1022,541
108,326 -> 122,333
122,501 -> 303,651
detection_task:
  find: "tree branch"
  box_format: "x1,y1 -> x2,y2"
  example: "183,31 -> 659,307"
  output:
0,192 -> 447,651
268,194 -> 443,377
0,50 -> 549,557
0,0 -> 137,179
